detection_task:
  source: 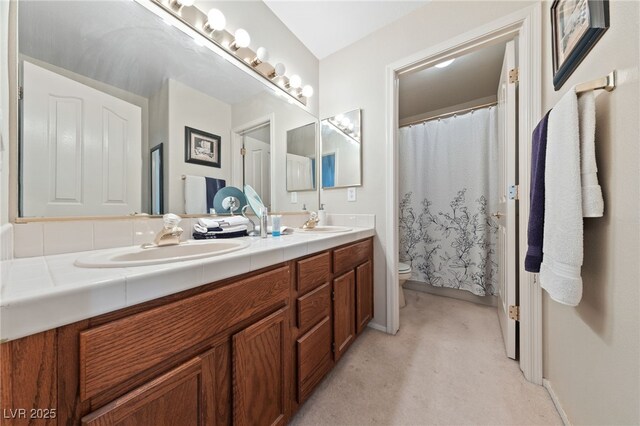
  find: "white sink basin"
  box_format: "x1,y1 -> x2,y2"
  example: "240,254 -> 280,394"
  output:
75,239 -> 250,268
295,226 -> 352,234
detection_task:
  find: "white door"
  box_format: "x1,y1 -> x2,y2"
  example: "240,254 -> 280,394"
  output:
22,61 -> 142,217
496,40 -> 518,359
243,135 -> 271,208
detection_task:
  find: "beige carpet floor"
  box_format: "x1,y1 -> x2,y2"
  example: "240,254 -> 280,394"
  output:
290,289 -> 562,426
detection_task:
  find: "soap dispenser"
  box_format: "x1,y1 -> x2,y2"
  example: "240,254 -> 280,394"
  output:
318,204 -> 327,226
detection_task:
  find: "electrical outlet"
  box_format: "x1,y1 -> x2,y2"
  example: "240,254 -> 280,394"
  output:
291,191 -> 297,203
347,187 -> 357,202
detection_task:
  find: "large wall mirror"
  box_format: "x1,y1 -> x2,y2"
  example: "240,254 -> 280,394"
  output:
320,109 -> 362,188
16,0 -> 318,219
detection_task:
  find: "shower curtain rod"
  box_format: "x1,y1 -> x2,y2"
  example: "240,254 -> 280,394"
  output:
400,101 -> 498,128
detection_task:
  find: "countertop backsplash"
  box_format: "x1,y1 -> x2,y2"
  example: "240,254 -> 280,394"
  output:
9,213 -> 374,258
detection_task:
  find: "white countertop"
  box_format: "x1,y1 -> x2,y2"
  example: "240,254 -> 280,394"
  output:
0,227 -> 375,342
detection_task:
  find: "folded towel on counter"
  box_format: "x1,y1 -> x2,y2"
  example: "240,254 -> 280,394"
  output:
578,91 -> 604,217
525,110 -> 551,273
192,224 -> 248,239
193,230 -> 247,239
205,177 -> 226,213
184,176 -> 207,214
254,225 -> 294,235
198,216 -> 250,229
540,88 -> 583,306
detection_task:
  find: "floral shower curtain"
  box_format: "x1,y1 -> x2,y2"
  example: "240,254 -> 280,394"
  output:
398,106 -> 499,296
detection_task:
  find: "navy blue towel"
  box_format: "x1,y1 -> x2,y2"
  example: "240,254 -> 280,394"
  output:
525,111 -> 551,272
205,177 -> 226,212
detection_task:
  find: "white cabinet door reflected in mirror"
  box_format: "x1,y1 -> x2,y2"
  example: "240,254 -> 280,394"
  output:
22,61 -> 142,217
320,109 -> 361,188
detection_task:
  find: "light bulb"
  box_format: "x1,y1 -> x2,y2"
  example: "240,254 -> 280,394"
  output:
289,75 -> 302,89
348,123 -> 354,130
234,29 -> 250,48
256,47 -> 268,62
273,63 -> 286,77
302,85 -> 314,97
178,0 -> 195,6
335,114 -> 344,122
434,58 -> 455,68
206,9 -> 226,31
340,117 -> 350,127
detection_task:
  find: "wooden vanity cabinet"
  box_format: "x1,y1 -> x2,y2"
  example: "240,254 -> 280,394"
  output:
0,237 -> 374,426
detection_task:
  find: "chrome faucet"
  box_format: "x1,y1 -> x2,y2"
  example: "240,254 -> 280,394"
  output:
152,213 -> 183,247
302,212 -> 320,229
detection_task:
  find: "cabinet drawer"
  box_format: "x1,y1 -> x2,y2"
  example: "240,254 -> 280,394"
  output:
80,266 -> 290,401
333,239 -> 372,275
297,316 -> 332,403
297,252 -> 331,294
297,282 -> 331,333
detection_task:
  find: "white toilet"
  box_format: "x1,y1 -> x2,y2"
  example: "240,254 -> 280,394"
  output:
398,262 -> 412,308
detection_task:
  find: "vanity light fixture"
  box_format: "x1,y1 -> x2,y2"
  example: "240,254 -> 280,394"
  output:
435,58 -> 455,68
270,62 -> 286,79
172,0 -> 194,10
204,8 -> 226,32
141,0 -> 312,106
289,75 -> 302,89
250,47 -> 268,66
302,85 -> 314,98
229,28 -> 250,51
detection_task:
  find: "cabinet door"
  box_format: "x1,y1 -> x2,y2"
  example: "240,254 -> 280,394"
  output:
82,351 -> 215,426
333,270 -> 355,362
233,308 -> 288,426
356,260 -> 373,334
297,316 -> 332,403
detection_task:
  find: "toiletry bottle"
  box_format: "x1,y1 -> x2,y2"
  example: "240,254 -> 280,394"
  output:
272,215 -> 282,237
260,207 -> 268,238
318,204 -> 326,226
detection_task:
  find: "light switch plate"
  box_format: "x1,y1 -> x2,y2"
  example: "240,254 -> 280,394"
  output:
291,192 -> 298,203
347,187 -> 357,202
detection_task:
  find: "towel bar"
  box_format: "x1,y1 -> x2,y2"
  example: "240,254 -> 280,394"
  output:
576,71 -> 616,93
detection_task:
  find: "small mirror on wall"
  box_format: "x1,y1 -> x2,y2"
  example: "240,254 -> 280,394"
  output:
286,122 -> 317,192
320,109 -> 361,189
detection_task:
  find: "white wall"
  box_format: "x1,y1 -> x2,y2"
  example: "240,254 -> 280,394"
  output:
167,79 -> 232,213
540,1 -> 640,424
318,0 -> 534,330
194,0 -> 319,116
149,81 -> 169,214
0,0 -> 10,226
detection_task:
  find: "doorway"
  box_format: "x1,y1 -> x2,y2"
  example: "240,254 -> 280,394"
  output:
384,5 -> 542,384
232,115 -> 274,211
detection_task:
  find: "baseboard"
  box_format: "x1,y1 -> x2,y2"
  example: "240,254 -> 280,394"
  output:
367,321 -> 388,333
543,379 -> 571,426
403,280 -> 498,307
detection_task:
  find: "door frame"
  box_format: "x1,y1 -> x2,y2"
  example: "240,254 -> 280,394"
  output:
384,4 -> 542,384
231,114 -> 275,205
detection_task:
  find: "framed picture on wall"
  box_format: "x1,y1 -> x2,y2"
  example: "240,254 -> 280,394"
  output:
551,0 -> 609,91
150,143 -> 164,215
185,126 -> 221,168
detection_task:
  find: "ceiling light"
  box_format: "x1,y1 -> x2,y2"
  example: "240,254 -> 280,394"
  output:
301,85 -> 314,98
205,9 -> 226,32
435,58 -> 455,68
289,75 -> 302,89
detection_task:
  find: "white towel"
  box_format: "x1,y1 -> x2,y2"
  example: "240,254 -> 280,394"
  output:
578,91 -> 604,217
198,216 -> 249,228
184,176 -> 207,214
540,89 -> 583,306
